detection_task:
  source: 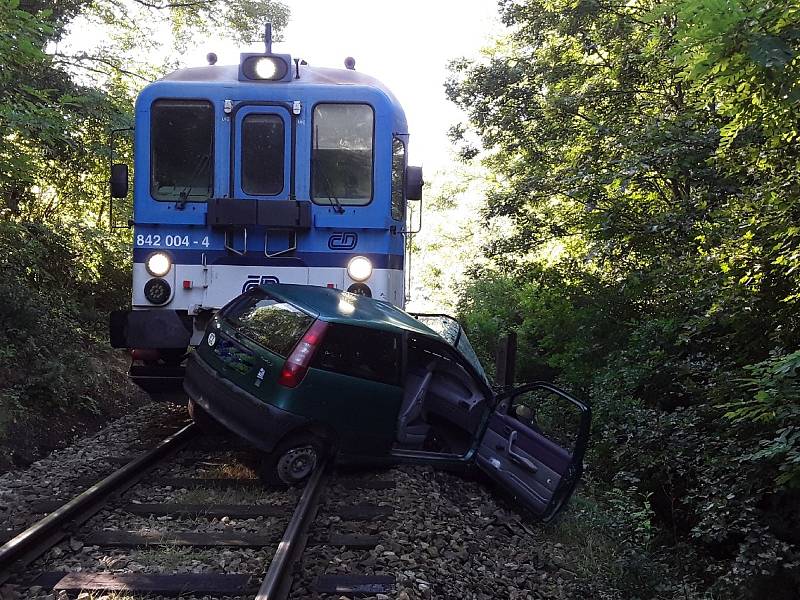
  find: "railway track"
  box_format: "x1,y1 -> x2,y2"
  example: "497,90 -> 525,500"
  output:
0,423 -> 401,599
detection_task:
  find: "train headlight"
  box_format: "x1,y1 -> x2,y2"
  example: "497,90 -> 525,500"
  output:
241,56 -> 289,81
145,252 -> 171,277
347,256 -> 372,282
144,278 -> 171,305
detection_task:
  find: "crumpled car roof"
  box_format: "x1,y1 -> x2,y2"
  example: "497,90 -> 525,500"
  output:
259,283 -> 442,339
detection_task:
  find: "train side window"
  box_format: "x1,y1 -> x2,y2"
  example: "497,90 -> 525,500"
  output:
391,138 -> 406,220
312,104 -> 374,205
150,100 -> 214,202
241,114 -> 285,195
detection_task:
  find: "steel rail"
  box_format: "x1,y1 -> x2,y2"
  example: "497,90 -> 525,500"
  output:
0,422 -> 196,584
255,455 -> 330,600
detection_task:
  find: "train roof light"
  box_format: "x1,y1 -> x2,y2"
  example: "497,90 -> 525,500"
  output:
239,24 -> 291,83
239,53 -> 292,82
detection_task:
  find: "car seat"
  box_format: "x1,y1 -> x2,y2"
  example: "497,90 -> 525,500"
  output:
396,360 -> 437,448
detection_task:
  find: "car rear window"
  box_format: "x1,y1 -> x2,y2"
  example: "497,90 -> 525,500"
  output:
312,324 -> 401,385
224,293 -> 313,357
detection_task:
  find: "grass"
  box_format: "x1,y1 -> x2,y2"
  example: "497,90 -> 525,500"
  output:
538,491 -> 701,599
129,545 -> 216,572
203,460 -> 257,480
175,485 -> 289,506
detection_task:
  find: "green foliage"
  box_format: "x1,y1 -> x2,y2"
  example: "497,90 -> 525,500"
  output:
0,0 -> 289,468
1,0 -> 288,222
543,488 -> 674,598
0,221 -> 132,465
727,350 -> 800,488
447,0 -> 800,595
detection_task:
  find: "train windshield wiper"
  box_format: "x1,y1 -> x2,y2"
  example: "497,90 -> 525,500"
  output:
313,125 -> 345,214
320,172 -> 345,214
176,151 -> 211,209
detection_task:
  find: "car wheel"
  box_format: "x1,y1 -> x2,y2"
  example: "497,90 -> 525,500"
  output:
187,399 -> 223,434
258,433 -> 326,487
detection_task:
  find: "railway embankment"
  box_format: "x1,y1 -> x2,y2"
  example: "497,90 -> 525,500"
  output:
0,221 -> 139,474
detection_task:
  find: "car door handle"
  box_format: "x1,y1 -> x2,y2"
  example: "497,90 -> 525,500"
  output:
506,430 -> 539,473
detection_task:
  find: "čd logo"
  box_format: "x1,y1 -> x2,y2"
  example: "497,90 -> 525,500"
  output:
242,275 -> 280,293
328,232 -> 358,250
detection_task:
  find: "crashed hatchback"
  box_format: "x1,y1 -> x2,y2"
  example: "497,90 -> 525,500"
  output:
184,284 -> 590,521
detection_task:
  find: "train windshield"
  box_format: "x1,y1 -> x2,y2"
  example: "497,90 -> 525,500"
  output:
150,100 -> 214,202
312,103 -> 373,206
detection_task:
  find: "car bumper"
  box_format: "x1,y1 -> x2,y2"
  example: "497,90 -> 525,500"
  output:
183,352 -> 308,452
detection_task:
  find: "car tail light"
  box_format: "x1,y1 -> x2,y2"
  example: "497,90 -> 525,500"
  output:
278,320 -> 329,388
131,348 -> 159,362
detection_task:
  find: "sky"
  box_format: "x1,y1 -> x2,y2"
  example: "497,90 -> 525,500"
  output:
186,0 -> 502,172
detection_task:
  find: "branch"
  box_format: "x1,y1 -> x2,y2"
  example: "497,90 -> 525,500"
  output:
133,0 -> 216,8
52,52 -> 150,81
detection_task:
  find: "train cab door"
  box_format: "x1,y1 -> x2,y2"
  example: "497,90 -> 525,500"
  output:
233,106 -> 292,201
231,106 -> 307,281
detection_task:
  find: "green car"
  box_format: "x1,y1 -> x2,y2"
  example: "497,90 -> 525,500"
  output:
184,284 -> 590,521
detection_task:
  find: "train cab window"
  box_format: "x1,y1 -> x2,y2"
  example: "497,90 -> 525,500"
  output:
312,104 -> 373,205
150,100 -> 214,201
391,137 -> 406,220
241,114 -> 285,195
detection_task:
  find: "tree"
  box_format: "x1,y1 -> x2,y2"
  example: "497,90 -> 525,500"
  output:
0,0 -> 289,221
447,0 -> 800,594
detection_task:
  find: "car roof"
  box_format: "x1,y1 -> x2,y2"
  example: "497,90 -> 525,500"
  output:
260,284 -> 442,339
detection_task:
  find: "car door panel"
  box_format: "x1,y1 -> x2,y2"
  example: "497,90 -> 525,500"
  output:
477,414 -> 566,511
477,382 -> 590,521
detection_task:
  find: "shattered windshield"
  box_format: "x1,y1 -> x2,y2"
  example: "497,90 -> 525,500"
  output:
414,314 -> 490,385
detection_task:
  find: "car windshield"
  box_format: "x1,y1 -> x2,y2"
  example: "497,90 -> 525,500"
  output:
223,291 -> 313,357
413,314 -> 490,385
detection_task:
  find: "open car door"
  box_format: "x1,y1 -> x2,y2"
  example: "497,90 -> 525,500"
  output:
476,382 -> 591,522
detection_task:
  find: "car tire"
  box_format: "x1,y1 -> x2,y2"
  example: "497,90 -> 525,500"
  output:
187,399 -> 223,434
258,433 -> 327,487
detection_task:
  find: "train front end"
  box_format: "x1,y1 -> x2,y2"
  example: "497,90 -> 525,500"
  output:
110,44 -> 423,400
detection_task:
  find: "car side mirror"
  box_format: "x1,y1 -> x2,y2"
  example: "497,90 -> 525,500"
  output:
406,166 -> 423,200
110,163 -> 129,198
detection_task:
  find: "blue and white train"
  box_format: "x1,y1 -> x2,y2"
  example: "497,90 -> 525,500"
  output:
109,28 -> 423,398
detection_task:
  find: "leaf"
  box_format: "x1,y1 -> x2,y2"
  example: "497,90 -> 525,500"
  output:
747,35 -> 794,68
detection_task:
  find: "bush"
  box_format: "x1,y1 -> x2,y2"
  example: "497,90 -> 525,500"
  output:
0,220 -> 135,468
456,270 -> 800,597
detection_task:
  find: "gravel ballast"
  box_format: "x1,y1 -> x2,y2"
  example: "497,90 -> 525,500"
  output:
2,405 -> 617,599
292,466 -> 613,599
